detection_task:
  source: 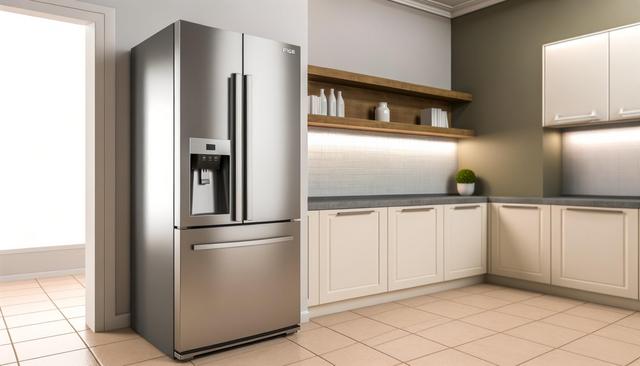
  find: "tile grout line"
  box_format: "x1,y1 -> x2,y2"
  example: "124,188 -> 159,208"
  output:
0,301 -> 21,366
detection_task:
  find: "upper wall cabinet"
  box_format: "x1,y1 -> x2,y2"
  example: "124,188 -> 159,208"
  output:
610,25 -> 640,121
543,33 -> 609,126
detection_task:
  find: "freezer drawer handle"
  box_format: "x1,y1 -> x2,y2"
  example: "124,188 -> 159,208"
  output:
191,236 -> 293,251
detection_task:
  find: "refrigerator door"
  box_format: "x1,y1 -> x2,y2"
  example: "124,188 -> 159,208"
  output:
175,21 -> 243,228
243,35 -> 301,223
174,222 -> 300,356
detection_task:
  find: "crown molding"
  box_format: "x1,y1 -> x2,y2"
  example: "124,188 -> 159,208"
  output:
389,0 -> 505,18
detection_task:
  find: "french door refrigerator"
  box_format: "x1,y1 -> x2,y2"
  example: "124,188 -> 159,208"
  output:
131,21 -> 301,360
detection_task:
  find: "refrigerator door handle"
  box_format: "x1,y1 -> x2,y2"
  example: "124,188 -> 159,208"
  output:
232,73 -> 243,222
191,236 -> 294,251
244,74 -> 254,222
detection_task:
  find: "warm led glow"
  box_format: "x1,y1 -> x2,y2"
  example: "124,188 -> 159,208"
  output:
563,126 -> 640,145
0,10 -> 87,250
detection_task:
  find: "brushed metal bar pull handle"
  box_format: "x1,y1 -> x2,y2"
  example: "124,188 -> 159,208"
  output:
232,73 -> 243,222
554,110 -> 598,123
192,236 -> 293,251
452,205 -> 480,210
619,108 -> 640,117
244,74 -> 254,221
336,210 -> 375,216
401,207 -> 434,213
566,207 -> 623,214
502,205 -> 539,209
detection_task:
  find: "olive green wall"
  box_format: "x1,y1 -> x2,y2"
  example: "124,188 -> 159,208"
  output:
452,0 -> 640,196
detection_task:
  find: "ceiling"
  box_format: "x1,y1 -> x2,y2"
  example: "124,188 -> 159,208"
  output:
389,0 -> 506,18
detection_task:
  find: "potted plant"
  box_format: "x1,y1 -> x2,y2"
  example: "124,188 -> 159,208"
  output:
456,169 -> 476,196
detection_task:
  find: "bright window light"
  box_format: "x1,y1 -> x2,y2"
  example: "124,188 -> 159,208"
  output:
0,10 -> 87,250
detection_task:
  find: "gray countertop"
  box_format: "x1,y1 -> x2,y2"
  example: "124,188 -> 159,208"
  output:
308,194 -> 640,210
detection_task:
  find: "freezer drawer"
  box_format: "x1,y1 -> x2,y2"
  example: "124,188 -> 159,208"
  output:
174,222 -> 300,354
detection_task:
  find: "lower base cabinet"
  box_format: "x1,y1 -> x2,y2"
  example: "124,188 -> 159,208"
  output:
551,206 -> 639,299
444,203 -> 487,280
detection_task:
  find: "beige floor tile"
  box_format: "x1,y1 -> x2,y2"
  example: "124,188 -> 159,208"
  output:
596,324 -> 640,346
542,313 -> 608,333
408,349 -> 493,366
195,339 -> 313,366
19,349 -> 99,366
312,311 -> 361,326
288,327 -> 354,354
69,317 -> 88,331
417,320 -> 495,347
322,343 -> 399,366
460,284 -> 506,294
457,333 -> 551,366
483,288 -> 541,302
352,302 -> 405,317
53,296 -> 85,309
452,294 -> 511,309
40,282 -> 84,292
8,320 -> 74,343
37,276 -> 76,284
562,334 -> 640,365
0,287 -> 45,298
191,338 -> 286,365
0,344 -> 16,365
0,319 -> 4,330
0,300 -> 56,317
370,307 -> 448,330
401,317 -> 451,333
431,289 -> 468,300
396,295 -> 438,307
461,310 -> 530,332
14,333 -> 85,361
90,337 -> 165,366
0,279 -> 38,289
287,356 -> 332,366
47,288 -> 85,300
616,312 -> 640,330
4,309 -> 64,328
629,357 -> 640,365
565,304 -> 630,323
0,330 -> 9,346
79,328 -> 139,347
416,300 -> 484,319
495,302 -> 556,320
329,317 -> 396,341
299,321 -> 322,333
126,356 -> 189,365
521,349 -> 616,366
61,306 -> 85,319
522,295 -> 583,312
506,321 -> 585,347
362,329 -> 411,347
374,334 -> 445,362
0,294 -> 49,307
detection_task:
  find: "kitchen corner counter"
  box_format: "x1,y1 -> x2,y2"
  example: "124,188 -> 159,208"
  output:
308,195 -> 488,211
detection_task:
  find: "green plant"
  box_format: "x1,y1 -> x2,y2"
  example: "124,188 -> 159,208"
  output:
456,169 -> 476,184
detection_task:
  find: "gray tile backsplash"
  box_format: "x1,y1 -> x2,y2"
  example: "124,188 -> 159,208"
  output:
563,126 -> 640,196
308,127 -> 458,197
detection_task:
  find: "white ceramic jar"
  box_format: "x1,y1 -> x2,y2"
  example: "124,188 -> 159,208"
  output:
375,102 -> 390,122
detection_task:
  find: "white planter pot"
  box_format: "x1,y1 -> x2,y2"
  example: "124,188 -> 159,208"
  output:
457,183 -> 475,196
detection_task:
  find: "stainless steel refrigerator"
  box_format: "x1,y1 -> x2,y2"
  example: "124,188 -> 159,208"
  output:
131,20 -> 301,360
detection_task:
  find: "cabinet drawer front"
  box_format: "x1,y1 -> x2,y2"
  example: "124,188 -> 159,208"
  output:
444,204 -> 487,280
388,206 -> 444,291
319,208 -> 388,303
490,204 -> 551,283
551,206 -> 638,299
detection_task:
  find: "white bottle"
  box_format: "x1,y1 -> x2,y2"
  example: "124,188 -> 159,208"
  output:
319,88 -> 328,116
328,88 -> 337,116
337,91 -> 345,117
375,102 -> 390,122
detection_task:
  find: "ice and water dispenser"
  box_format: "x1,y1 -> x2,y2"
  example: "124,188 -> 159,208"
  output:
189,138 -> 230,216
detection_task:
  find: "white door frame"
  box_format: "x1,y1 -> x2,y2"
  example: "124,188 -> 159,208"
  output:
0,0 -> 118,331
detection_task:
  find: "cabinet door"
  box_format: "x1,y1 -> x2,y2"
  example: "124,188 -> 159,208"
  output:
319,208 -> 388,303
490,204 -> 551,284
307,211 -> 320,307
544,33 -> 609,126
444,203 -> 487,280
610,25 -> 640,121
551,206 -> 638,299
388,206 -> 443,291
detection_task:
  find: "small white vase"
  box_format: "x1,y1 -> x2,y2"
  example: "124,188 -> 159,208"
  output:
328,88 -> 337,116
375,102 -> 390,122
337,91 -> 345,117
457,183 -> 475,196
319,88 -> 327,116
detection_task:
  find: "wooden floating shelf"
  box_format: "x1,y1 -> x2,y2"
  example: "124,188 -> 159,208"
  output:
308,65 -> 473,103
308,115 -> 475,139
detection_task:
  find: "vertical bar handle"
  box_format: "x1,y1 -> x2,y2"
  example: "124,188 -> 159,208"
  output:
244,74 -> 254,221
231,73 -> 243,222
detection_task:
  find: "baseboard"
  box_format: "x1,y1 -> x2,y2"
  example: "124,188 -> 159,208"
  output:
106,312 -> 131,331
309,275 -> 484,318
0,267 -> 85,282
300,310 -> 310,323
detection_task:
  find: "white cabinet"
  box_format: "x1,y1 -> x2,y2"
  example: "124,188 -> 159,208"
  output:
307,211 -> 320,306
388,206 -> 444,291
543,33 -> 609,126
444,203 -> 487,280
551,206 -> 638,299
490,203 -> 551,284
319,208 -> 388,304
610,24 -> 640,121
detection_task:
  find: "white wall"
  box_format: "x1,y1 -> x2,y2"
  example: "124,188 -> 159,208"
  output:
81,0 -> 308,316
309,0 -> 451,88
